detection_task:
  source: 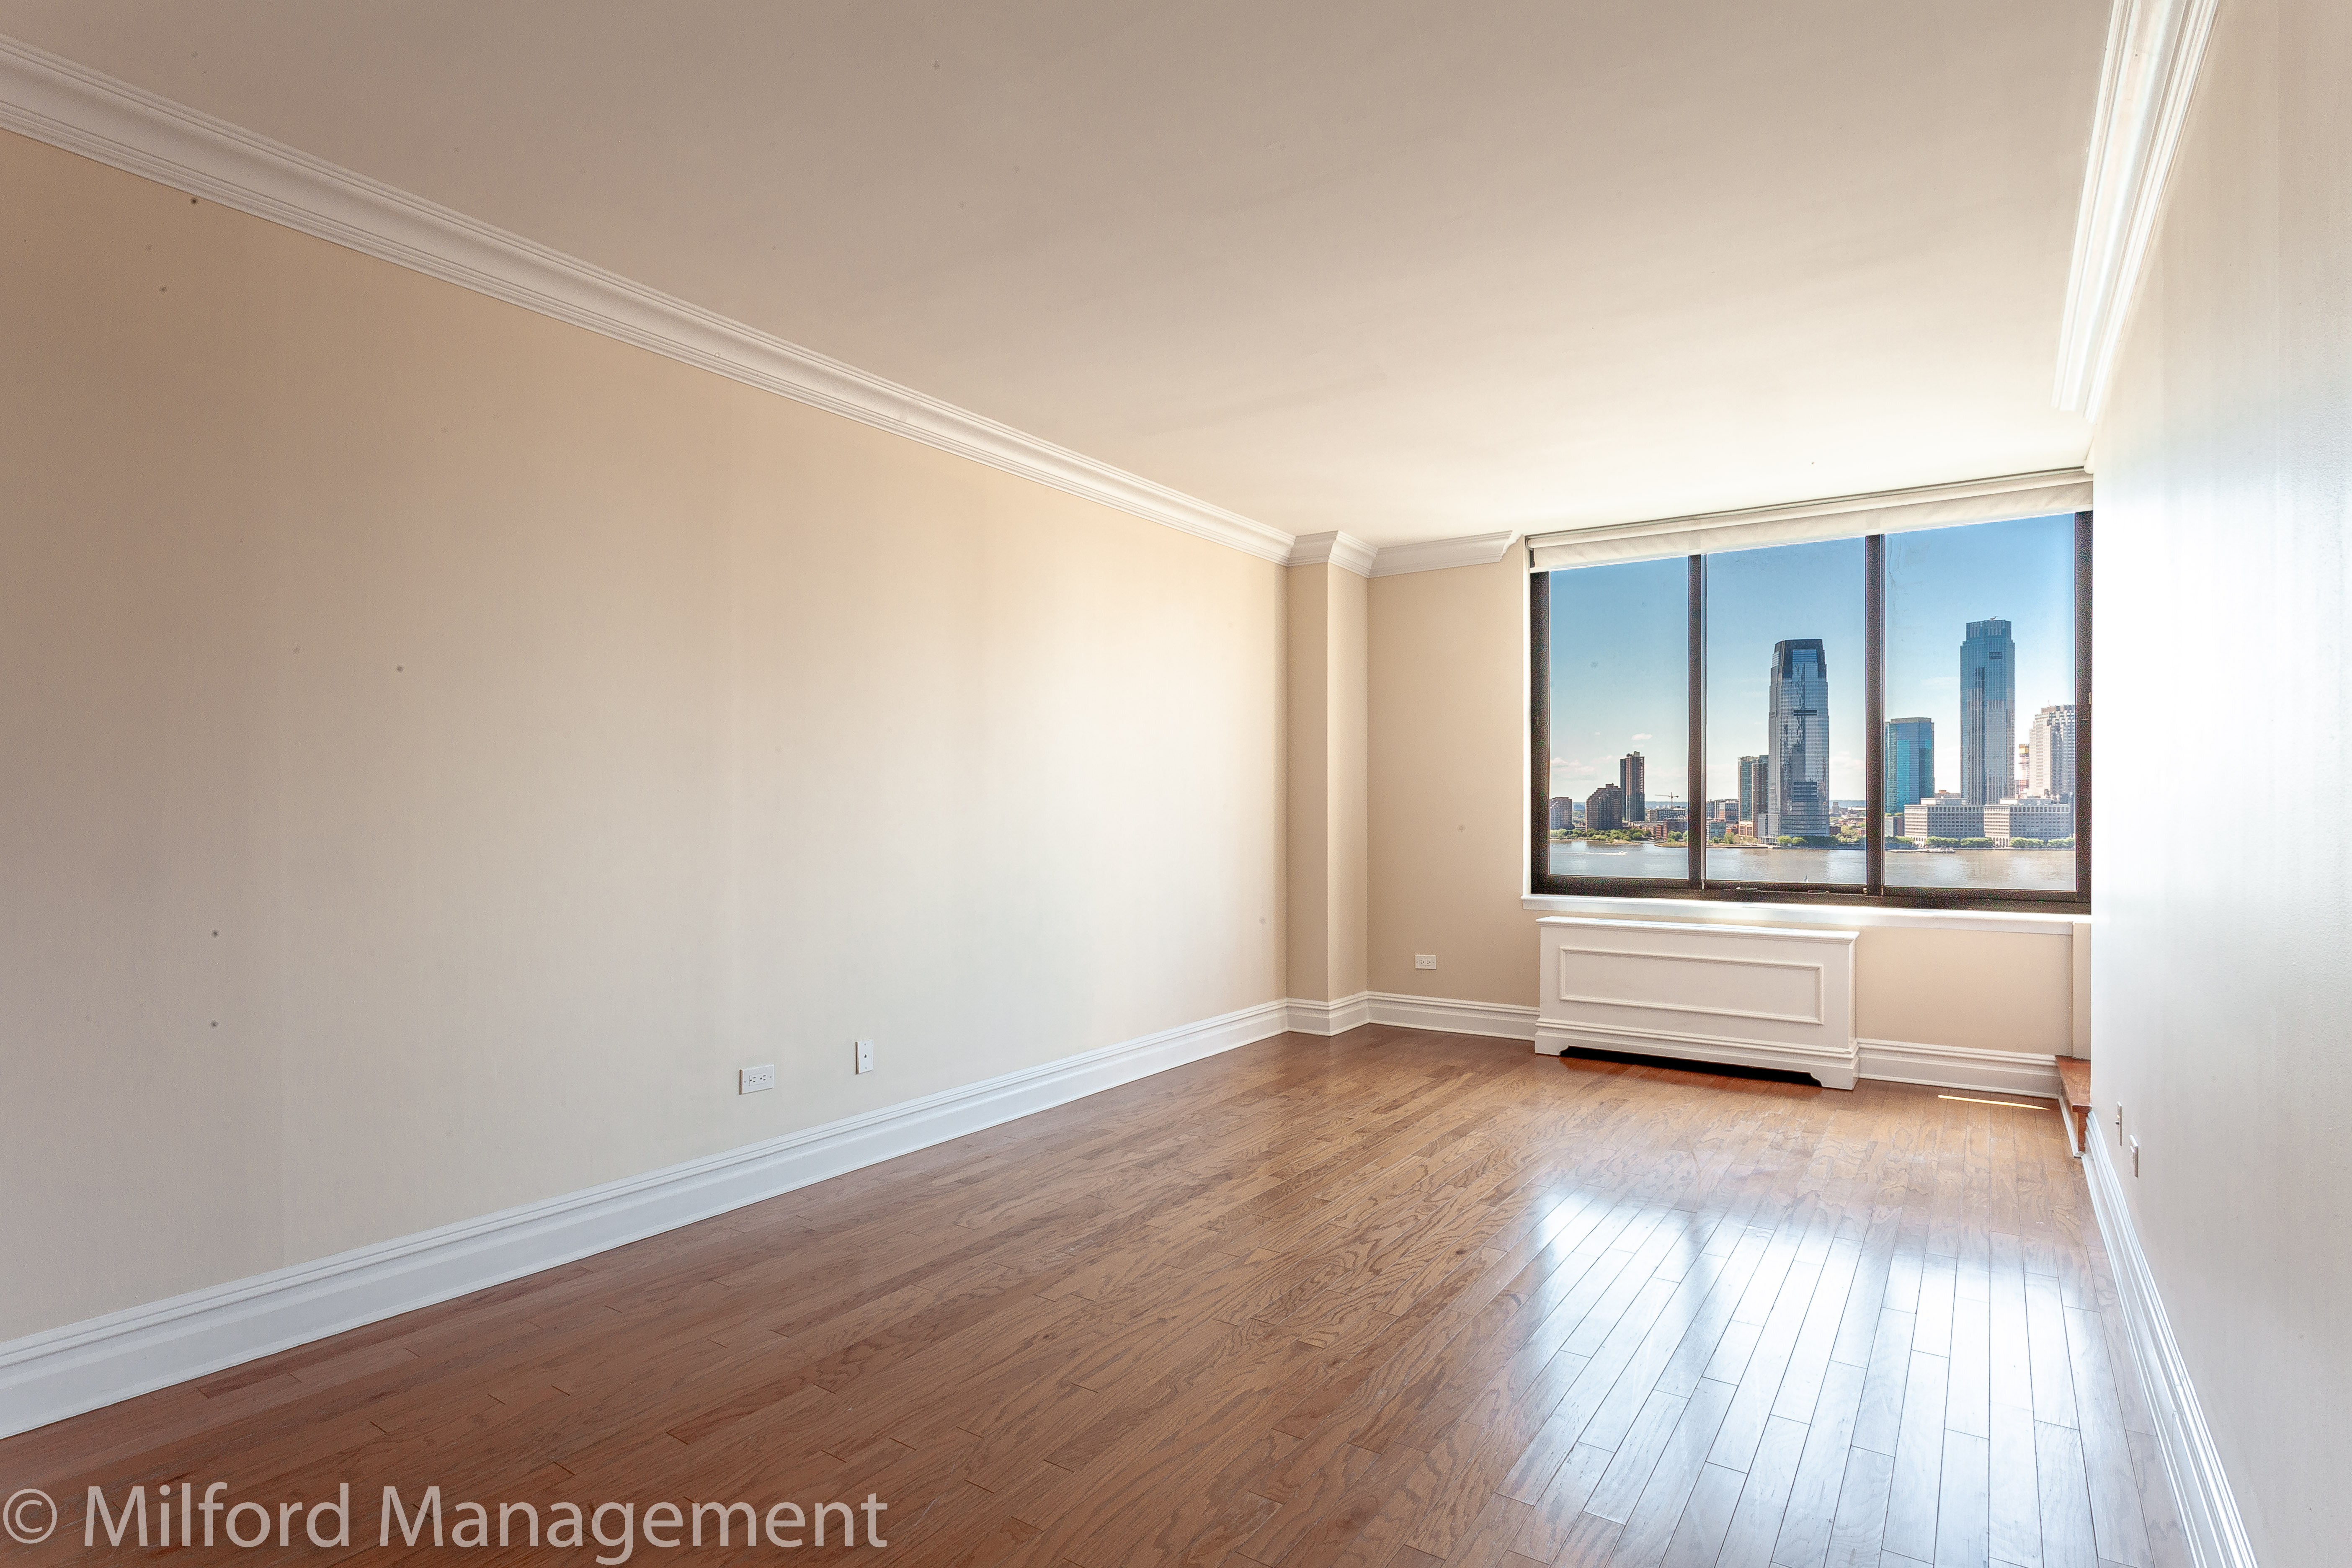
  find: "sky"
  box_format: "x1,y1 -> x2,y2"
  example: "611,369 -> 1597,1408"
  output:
1546,513 -> 2077,808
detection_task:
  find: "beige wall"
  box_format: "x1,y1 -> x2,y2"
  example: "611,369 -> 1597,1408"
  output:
2090,0 -> 2352,1557
1367,554 -> 1534,1006
1366,554 -> 2079,1054
1284,563 -> 1367,1002
0,130 -> 1285,1341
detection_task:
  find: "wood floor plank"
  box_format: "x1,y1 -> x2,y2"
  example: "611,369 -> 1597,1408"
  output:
2062,1308 -> 2152,1568
1988,1400 -> 2042,1568
1659,1461 -> 1746,1568
1822,1446 -> 1896,1568
1946,1294 -> 1993,1441
1771,1356 -> 1869,1568
1707,1260 -> 1823,1470
1931,1430 -> 1990,1568
1606,1376 -> 1739,1568
1,1034 -> 2181,1568
1880,1352 -> 1950,1562
1715,1414 -> 1809,1568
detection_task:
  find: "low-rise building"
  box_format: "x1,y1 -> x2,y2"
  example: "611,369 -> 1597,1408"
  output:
1902,798 -> 1985,841
1983,799 -> 2075,842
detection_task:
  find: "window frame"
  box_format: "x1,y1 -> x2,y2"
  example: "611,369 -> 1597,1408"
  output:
1529,510 -> 2091,912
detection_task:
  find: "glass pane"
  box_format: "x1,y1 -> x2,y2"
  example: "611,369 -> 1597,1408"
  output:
1544,558 -> 1689,881
1884,514 -> 2077,891
1704,539 -> 1866,886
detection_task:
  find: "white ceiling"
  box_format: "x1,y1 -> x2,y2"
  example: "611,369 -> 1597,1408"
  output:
0,0 -> 2111,548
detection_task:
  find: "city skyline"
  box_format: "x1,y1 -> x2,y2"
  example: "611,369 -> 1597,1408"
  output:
1546,513 -> 2075,806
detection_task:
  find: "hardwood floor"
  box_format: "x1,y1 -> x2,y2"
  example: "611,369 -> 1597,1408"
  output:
3,1026 -> 2186,1567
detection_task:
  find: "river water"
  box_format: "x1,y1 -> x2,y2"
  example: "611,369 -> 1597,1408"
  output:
1547,840 -> 2077,892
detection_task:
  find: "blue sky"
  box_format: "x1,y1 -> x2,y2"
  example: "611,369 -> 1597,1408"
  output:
1546,514 -> 2076,806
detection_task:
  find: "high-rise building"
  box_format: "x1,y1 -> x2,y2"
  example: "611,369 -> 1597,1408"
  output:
1762,639 -> 1831,840
2028,704 -> 2079,799
1959,618 -> 2017,805
1618,752 -> 1647,823
1885,717 -> 1934,809
1736,754 -> 1764,825
1585,782 -> 1624,833
1547,796 -> 1577,831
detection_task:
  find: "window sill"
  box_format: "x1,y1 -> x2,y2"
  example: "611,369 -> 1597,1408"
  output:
1519,892 -> 2087,936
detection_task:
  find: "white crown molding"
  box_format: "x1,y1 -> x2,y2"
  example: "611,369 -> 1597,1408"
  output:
2083,1133 -> 2260,1568
1525,469 -> 2094,570
2053,0 -> 2223,417
1284,531 -> 1380,578
1367,531 -> 1522,578
0,998 -> 1288,1438
0,34 -> 1299,566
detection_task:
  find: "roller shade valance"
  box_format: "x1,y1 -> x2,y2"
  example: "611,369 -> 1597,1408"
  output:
1524,469 -> 2092,571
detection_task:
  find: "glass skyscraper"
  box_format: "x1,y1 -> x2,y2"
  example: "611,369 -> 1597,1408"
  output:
1885,717 -> 1934,809
1737,754 -> 1764,824
1959,618 -> 2017,805
2028,703 -> 2078,799
1763,639 -> 1830,841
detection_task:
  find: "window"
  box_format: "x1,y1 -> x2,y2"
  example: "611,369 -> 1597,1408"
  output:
1540,557 -> 1688,881
1530,511 -> 2089,908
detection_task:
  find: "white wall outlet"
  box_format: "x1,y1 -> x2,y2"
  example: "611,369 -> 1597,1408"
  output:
1414,954 -> 1437,970
2115,1101 -> 2124,1143
740,1064 -> 775,1094
855,1039 -> 874,1075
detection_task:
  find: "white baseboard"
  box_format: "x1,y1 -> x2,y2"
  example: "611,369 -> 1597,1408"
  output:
1399,1008 -> 2056,1101
1854,1037 -> 2066,1099
1284,992 -> 1371,1035
1367,992 -> 1540,1040
0,999 -> 1289,1440
2083,1135 -> 2259,1568
1533,1019 -> 1861,1091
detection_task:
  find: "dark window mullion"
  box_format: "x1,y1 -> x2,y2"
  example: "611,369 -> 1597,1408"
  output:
1865,534 -> 1886,895
1529,565 -> 1552,893
2074,511 -> 2093,903
1688,554 -> 1705,887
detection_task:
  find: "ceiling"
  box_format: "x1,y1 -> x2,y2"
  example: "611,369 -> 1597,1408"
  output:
0,0 -> 2112,549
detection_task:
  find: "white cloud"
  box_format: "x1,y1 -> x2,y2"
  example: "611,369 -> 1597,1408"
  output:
1632,732 -> 1653,741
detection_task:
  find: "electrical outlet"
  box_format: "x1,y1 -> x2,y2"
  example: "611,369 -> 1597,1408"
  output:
855,1039 -> 874,1075
2115,1102 -> 2124,1144
740,1064 -> 775,1095
1414,954 -> 1437,970
2129,1135 -> 2140,1177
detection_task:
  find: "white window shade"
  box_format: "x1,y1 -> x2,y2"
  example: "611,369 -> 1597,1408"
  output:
1525,469 -> 2092,571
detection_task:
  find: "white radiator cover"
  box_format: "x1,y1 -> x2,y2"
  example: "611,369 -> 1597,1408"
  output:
1534,916 -> 1859,1089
